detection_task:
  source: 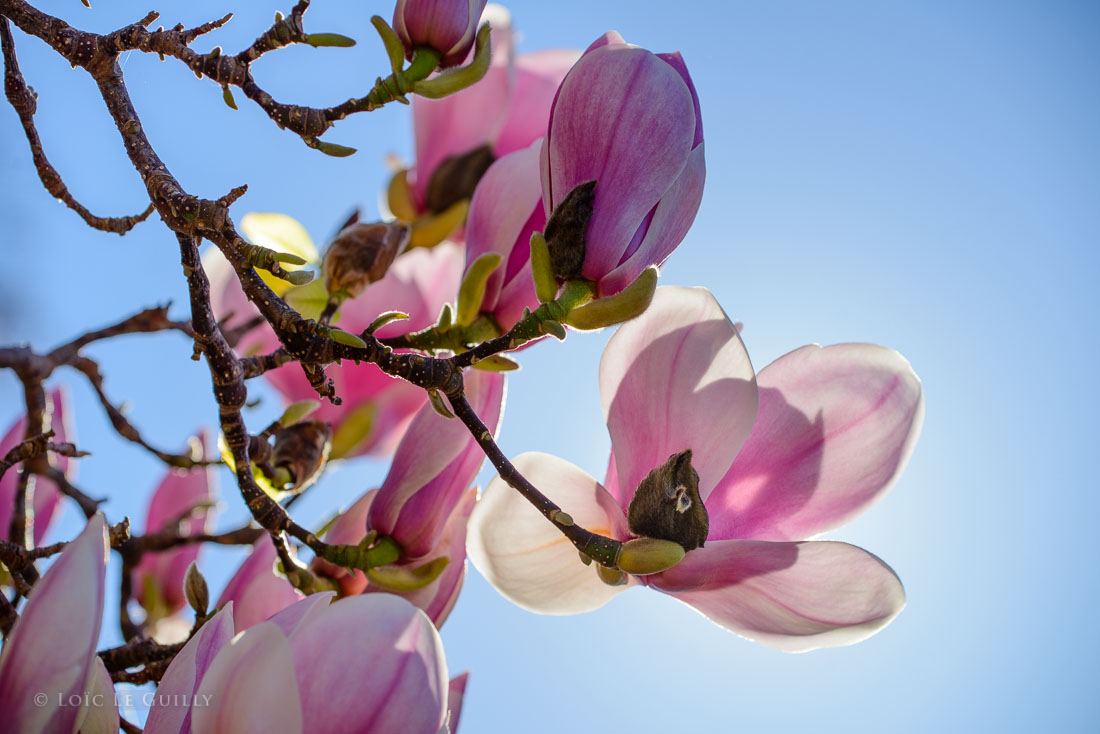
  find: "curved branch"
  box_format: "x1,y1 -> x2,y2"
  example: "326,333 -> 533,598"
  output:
0,17 -> 152,234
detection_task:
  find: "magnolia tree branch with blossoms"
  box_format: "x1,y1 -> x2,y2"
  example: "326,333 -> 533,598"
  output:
0,0 -> 924,731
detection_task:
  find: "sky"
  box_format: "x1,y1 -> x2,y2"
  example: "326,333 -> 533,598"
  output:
1,1 -> 1098,732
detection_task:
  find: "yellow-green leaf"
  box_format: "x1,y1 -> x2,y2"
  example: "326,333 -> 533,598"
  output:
456,252 -> 501,326
284,278 -> 331,320
330,402 -> 376,459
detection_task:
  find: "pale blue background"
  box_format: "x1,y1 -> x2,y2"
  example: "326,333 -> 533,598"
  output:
2,1 -> 1097,731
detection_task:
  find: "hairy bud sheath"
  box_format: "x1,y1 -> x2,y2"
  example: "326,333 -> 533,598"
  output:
323,221 -> 410,298
627,449 -> 709,551
543,180 -> 596,281
424,144 -> 496,215
271,420 -> 332,492
184,561 -> 210,615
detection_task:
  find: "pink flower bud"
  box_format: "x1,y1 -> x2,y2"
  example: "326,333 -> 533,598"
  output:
0,386 -> 73,545
393,0 -> 487,68
368,369 -> 503,558
541,32 -> 706,296
132,433 -> 217,620
310,486 -> 477,627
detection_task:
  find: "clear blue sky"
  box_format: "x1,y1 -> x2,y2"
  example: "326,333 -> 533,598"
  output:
2,1 -> 1098,731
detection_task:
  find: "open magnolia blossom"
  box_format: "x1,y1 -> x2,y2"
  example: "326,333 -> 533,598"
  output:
146,593 -> 464,734
468,286 -> 924,652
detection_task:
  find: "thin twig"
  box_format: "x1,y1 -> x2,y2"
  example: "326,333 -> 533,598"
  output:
1,18 -> 152,233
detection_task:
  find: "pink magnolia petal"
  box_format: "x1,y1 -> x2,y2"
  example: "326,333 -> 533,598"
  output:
134,436 -> 216,614
0,387 -> 71,545
338,243 -> 464,337
600,287 -> 757,513
388,371 -> 504,557
446,672 -> 469,734
311,490 -> 376,595
707,344 -> 924,542
546,44 -> 695,278
410,65 -> 511,206
467,452 -> 632,614
396,0 -> 484,66
76,657 -> 118,734
266,592 -> 335,638
263,244 -> 463,458
369,488 -> 478,627
647,539 -> 905,652
658,51 -> 703,148
289,595 -> 448,734
598,143 -> 705,296
0,514 -> 107,734
370,371 -> 504,555
465,140 -> 544,313
493,50 -> 581,157
216,537 -> 304,631
144,605 -> 235,734
192,621 -> 303,734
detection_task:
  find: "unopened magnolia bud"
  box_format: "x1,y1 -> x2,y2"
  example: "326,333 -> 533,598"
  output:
323,221 -> 410,298
616,537 -> 686,575
543,180 -> 596,281
411,23 -> 493,97
271,420 -> 332,492
627,449 -> 709,551
564,266 -> 658,330
596,564 -> 628,587
184,561 -> 209,616
424,144 -> 495,215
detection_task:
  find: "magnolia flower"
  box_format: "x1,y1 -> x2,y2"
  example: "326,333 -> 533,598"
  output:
216,536 -> 304,631
393,0 -> 487,69
206,213 -> 464,458
312,370 -> 504,626
462,139 -> 544,328
147,593 -> 456,734
132,433 -> 217,623
0,514 -> 109,733
469,287 -> 924,652
540,32 -> 705,296
389,7 -> 579,246
0,387 -> 73,546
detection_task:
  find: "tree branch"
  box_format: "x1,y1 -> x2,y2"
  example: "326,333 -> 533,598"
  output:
0,17 -> 152,233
